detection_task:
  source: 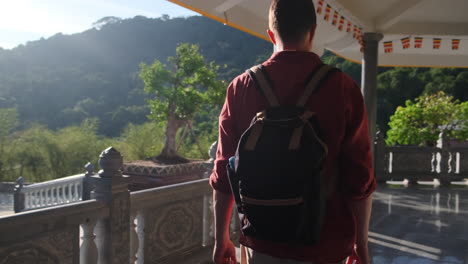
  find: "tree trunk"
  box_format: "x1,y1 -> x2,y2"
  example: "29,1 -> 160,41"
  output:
159,118 -> 184,159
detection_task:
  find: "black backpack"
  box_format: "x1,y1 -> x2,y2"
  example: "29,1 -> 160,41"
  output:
227,64 -> 336,246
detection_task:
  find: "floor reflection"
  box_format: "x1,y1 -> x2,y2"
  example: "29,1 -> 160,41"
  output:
370,185 -> 468,264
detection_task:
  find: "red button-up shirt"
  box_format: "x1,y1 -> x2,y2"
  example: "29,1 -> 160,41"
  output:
210,51 -> 376,263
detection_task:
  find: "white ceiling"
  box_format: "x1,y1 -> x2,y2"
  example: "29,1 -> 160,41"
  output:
168,0 -> 468,67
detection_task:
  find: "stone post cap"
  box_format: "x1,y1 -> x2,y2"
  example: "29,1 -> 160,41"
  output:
15,176 -> 24,191
84,162 -> 95,176
99,147 -> 123,178
209,141 -> 218,162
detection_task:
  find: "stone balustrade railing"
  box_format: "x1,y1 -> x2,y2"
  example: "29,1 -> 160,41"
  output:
0,200 -> 109,264
0,147 -> 224,264
21,174 -> 85,211
374,132 -> 468,185
13,163 -> 95,213
129,179 -> 214,263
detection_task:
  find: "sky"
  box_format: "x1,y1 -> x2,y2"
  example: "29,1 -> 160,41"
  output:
0,0 -> 197,49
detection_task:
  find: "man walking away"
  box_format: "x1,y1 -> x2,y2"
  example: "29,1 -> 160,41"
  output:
210,0 -> 376,263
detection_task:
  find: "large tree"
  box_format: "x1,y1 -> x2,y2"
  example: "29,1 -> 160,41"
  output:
386,91 -> 468,146
139,43 -> 225,162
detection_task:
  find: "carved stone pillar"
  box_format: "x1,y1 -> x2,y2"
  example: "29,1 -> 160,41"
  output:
90,147 -> 130,264
13,176 -> 25,213
82,162 -> 95,200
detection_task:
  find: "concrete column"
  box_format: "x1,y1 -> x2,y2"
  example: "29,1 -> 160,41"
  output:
361,32 -> 383,154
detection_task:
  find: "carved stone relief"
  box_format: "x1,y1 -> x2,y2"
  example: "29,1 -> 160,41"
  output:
145,198 -> 204,262
0,228 -> 78,264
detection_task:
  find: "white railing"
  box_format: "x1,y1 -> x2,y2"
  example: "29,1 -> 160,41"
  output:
14,163 -> 95,212
21,174 -> 86,210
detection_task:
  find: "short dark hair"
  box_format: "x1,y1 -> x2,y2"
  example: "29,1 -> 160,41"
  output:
269,0 -> 317,44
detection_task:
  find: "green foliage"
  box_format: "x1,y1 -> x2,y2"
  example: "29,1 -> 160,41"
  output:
0,108 -> 18,181
377,68 -> 427,132
386,92 -> 468,146
140,43 -> 226,122
2,120 -> 106,182
0,119 -> 216,182
114,122 -> 165,161
0,108 -> 18,139
140,43 -> 225,158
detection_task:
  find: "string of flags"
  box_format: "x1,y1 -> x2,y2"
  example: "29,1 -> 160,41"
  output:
383,37 -> 462,53
316,0 -> 364,50
316,0 -> 463,54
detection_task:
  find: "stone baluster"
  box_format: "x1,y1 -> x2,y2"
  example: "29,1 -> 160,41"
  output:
44,188 -> 49,206
49,188 -> 53,205
136,210 -> 146,264
56,186 -> 61,204
31,192 -> 35,209
90,147 -> 130,264
14,176 -> 25,213
51,187 -> 56,205
38,189 -> 43,207
130,211 -> 139,263
37,190 -> 41,207
73,183 -> 78,201
62,184 -> 67,203
64,185 -> 68,203
68,183 -> 73,202
202,142 -> 216,247
202,194 -> 214,247
42,189 -> 46,206
32,190 -> 37,208
81,218 -> 99,264
94,218 -> 110,264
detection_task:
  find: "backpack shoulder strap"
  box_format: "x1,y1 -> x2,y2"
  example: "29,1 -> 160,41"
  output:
296,64 -> 335,107
247,65 -> 280,107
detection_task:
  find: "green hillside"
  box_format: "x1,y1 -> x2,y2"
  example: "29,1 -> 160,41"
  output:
0,16 -> 271,136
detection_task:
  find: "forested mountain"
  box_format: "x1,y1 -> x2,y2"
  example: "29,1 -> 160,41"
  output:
1,15 -> 468,137
0,16 -> 271,136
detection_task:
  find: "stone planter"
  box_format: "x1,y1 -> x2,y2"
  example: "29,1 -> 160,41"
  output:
122,160 -> 210,191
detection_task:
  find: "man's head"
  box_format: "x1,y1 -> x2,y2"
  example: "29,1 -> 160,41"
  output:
268,0 -> 317,51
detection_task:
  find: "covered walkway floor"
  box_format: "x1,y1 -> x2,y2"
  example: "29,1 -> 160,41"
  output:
369,186 -> 468,264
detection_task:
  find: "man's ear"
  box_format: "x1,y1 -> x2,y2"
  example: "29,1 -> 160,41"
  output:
267,29 -> 277,45
307,24 -> 317,43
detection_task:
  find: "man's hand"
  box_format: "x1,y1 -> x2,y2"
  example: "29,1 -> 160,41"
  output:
349,194 -> 373,264
213,190 -> 236,264
213,238 -> 237,264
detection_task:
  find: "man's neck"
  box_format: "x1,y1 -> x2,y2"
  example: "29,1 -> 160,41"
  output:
275,42 -> 312,52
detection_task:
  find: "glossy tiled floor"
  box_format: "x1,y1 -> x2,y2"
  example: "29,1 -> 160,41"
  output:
370,185 -> 468,264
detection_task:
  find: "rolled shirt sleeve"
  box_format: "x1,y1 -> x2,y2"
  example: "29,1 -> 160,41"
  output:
209,81 -> 239,194
339,77 -> 376,200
